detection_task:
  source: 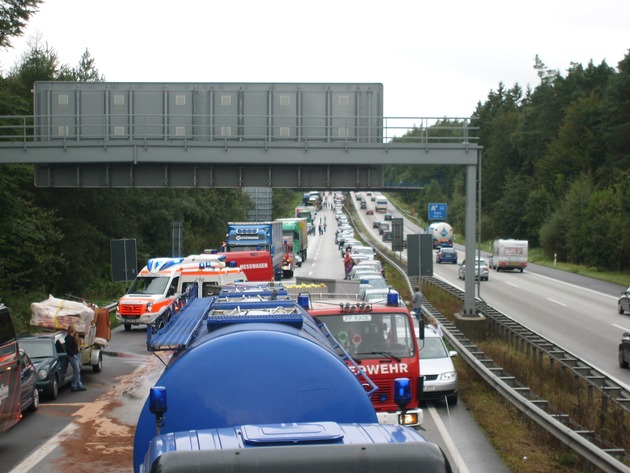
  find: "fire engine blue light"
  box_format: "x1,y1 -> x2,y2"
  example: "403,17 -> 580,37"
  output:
387,291 -> 399,306
149,386 -> 168,415
297,294 -> 310,309
394,378 -> 412,409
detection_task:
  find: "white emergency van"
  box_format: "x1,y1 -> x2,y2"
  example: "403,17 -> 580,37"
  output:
116,255 -> 247,331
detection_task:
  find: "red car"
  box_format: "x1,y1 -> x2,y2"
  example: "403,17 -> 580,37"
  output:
366,209 -> 374,215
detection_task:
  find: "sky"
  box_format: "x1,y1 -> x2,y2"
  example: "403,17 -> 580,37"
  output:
1,0 -> 628,118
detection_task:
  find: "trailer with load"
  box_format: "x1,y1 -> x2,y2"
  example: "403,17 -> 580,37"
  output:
133,287 -> 450,473
489,239 -> 528,272
116,254 -> 246,331
20,295 -> 111,398
223,221 -> 285,281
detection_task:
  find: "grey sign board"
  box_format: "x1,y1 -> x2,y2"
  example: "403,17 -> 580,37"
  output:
110,238 -> 138,283
406,234 -> 433,277
391,218 -> 404,251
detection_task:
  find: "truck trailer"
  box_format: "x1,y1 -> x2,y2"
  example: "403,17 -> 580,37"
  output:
223,221 -> 285,281
278,217 -> 308,266
133,288 -> 450,473
427,222 -> 454,248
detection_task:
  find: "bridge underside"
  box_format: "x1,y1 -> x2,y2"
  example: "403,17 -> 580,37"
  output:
0,141 -> 480,188
35,162 -> 393,189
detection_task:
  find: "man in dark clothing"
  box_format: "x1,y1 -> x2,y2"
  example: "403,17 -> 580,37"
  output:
412,286 -> 423,317
65,324 -> 86,392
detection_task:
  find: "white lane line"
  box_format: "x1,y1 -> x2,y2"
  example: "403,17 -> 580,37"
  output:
547,298 -> 567,307
530,272 -> 619,301
613,323 -> 630,332
8,421 -> 78,473
427,405 -> 470,473
504,281 -> 519,288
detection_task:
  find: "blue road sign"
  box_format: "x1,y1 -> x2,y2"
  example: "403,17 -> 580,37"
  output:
428,203 -> 447,220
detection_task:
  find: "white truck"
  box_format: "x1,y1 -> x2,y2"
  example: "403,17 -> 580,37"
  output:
489,239 -> 528,272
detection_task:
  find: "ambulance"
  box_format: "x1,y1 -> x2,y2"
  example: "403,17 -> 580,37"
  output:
116,254 -> 247,331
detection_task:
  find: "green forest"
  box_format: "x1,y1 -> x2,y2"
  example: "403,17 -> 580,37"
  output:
1,2 -> 629,325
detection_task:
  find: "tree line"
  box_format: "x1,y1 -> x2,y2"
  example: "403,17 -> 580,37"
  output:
387,52 -> 630,273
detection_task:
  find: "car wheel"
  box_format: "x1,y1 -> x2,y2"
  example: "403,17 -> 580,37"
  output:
619,303 -> 625,315
519,268 -> 524,273
30,387 -> 40,412
93,353 -> 103,373
447,393 -> 458,406
620,349 -> 629,369
124,323 -> 132,331
49,376 -> 59,400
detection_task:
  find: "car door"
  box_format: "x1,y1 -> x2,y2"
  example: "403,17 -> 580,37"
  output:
19,350 -> 36,410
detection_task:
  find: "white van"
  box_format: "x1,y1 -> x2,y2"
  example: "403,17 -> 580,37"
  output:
116,255 -> 247,331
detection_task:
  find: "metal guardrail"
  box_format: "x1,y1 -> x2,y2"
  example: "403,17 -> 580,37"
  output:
345,195 -> 630,472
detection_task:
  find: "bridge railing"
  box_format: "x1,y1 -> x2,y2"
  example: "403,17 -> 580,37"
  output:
0,114 -> 479,145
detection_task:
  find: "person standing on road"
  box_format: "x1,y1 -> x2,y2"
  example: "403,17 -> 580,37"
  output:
65,324 -> 86,392
412,286 -> 423,317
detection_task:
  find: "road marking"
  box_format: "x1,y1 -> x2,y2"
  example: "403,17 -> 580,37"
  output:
8,422 -> 78,473
547,298 -> 567,307
504,281 -> 519,288
428,405 -> 470,473
530,272 -> 619,301
613,323 -> 630,332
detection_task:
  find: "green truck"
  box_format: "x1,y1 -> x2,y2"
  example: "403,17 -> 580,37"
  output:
278,218 -> 309,271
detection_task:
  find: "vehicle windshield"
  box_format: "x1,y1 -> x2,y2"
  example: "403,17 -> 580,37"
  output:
128,276 -> 170,295
19,339 -> 54,358
419,337 -> 449,359
361,278 -> 388,290
320,312 -> 415,359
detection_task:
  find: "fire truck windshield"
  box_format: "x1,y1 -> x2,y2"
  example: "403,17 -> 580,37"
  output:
321,312 -> 415,359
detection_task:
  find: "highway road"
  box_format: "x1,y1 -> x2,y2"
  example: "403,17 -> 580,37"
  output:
5,192 -> 629,472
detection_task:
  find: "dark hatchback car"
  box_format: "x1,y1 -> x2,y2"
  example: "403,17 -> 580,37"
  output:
620,332 -> 630,369
618,287 -> 630,314
19,349 -> 39,413
435,247 -> 458,264
18,333 -> 74,400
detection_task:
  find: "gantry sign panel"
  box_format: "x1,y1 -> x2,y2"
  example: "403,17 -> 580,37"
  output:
32,81 -> 383,144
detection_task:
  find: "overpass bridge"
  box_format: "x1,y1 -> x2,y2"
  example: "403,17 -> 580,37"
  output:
0,81 -> 482,313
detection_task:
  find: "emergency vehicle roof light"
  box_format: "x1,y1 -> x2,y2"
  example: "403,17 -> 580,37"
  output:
149,386 -> 167,416
297,294 -> 310,309
229,261 -> 237,268
387,292 -> 399,306
394,378 -> 412,410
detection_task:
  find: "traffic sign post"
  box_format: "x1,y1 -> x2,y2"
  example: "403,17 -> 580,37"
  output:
428,203 -> 447,221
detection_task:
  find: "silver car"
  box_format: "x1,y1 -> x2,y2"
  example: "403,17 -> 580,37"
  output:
458,258 -> 489,281
419,328 -> 458,405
